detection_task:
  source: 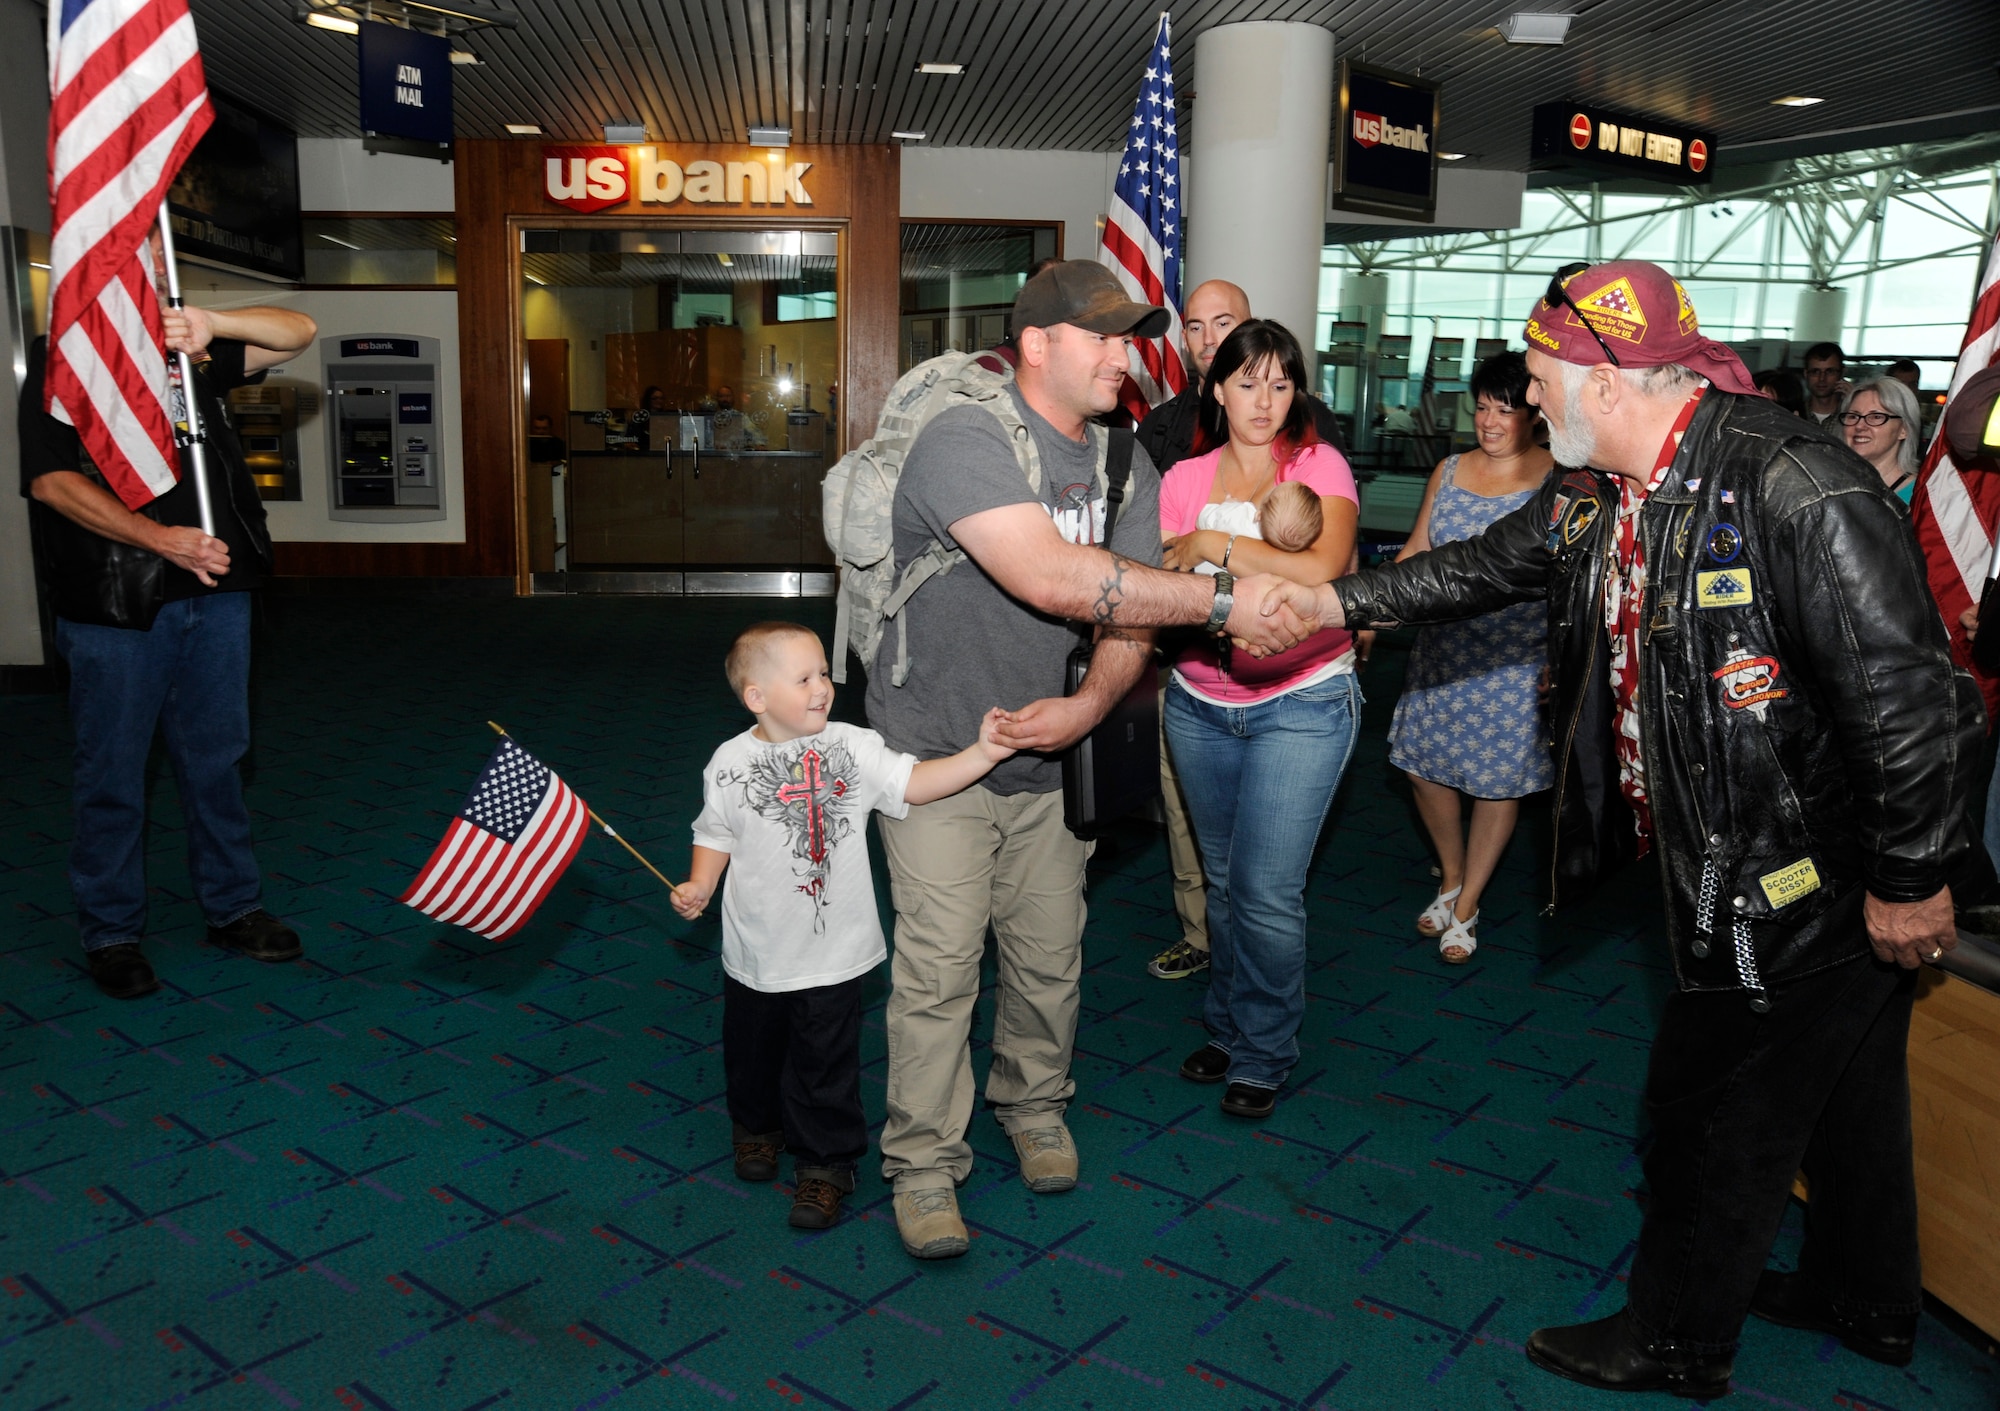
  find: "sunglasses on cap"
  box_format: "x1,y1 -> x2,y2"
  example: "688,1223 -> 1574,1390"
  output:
1545,262 -> 1622,368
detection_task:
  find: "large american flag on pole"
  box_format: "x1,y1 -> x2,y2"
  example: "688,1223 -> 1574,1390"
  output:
1910,226 -> 2000,718
1100,12 -> 1187,409
402,739 -> 592,941
45,0 -> 212,511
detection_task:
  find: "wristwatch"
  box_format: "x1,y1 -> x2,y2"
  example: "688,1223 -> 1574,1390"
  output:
1205,570 -> 1236,636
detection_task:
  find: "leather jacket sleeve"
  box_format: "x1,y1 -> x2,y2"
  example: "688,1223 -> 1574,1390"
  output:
1332,475 -> 1563,628
1761,450 -> 1983,903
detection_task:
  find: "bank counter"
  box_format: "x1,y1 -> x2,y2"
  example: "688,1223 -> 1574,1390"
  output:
560,411 -> 833,572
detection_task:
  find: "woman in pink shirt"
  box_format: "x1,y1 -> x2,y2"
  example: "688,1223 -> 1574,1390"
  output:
1157,320 -> 1362,1119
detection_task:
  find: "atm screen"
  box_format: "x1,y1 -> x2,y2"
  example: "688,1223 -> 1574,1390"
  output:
342,419 -> 393,470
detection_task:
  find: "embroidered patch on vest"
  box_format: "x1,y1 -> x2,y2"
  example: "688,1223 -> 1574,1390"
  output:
1695,568 -> 1753,609
1705,523 -> 1743,564
1711,646 -> 1787,718
1561,497 -> 1600,545
1759,857 -> 1821,909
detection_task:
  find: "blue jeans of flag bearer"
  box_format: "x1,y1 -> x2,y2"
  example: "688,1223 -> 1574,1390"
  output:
56,593 -> 263,948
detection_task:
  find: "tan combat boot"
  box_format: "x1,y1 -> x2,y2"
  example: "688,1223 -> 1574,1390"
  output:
893,1183 -> 969,1259
1010,1124 -> 1078,1193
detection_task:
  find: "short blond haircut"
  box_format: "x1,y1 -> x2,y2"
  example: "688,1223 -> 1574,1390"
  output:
1259,480 -> 1323,552
724,621 -> 821,697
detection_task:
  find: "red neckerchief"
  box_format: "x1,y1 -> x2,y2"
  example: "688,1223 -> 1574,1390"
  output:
1603,383 -> 1707,855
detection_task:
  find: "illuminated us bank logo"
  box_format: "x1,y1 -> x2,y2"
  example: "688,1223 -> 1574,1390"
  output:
1350,111 -> 1429,152
541,146 -> 814,214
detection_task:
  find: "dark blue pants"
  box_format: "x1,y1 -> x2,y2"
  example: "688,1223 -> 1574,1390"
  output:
55,593 -> 262,951
1624,950 -> 1921,1352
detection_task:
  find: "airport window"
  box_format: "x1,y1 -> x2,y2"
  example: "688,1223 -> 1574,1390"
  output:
899,221 -> 1061,372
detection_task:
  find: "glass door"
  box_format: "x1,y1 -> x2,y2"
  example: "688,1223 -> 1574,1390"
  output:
520,226 -> 839,589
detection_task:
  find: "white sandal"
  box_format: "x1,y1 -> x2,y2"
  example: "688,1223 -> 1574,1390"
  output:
1417,886 -> 1463,938
1439,910 -> 1479,964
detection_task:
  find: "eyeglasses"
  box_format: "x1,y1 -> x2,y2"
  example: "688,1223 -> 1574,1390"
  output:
1836,410 -> 1902,427
1544,262 -> 1622,367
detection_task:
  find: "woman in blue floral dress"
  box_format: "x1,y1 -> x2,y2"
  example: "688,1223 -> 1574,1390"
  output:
1386,352 -> 1556,963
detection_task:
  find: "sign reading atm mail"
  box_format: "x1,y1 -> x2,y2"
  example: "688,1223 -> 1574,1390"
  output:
1531,102 -> 1715,185
542,146 -> 814,214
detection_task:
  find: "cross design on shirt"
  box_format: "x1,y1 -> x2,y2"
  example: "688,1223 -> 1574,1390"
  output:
773,748 -> 849,865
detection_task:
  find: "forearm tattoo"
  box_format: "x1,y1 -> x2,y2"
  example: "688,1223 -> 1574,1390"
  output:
1092,552 -> 1135,624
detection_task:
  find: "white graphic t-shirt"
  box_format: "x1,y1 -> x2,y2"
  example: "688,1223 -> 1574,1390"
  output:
691,721 -> 916,992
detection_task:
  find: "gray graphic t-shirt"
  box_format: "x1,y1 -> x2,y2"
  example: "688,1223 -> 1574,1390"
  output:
864,387 -> 1163,794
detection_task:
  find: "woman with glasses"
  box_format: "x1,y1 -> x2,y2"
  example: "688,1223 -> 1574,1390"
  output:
1387,352 -> 1557,963
1157,319 -> 1362,1119
1838,376 -> 1922,503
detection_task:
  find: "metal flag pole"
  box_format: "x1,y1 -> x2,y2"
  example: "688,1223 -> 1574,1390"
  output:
152,200 -> 215,537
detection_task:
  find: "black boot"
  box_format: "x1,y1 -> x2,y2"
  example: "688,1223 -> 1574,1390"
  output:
1526,1309 -> 1734,1399
86,944 -> 159,999
1749,1270 -> 1917,1367
206,910 -> 303,962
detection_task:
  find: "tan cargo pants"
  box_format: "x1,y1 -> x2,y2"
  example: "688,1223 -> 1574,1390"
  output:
878,785 -> 1088,1188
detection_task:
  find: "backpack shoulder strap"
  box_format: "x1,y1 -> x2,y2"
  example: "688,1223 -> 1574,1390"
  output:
1102,429 -> 1136,545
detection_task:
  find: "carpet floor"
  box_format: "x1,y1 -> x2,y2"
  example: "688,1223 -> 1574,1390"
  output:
1,593 -> 1994,1411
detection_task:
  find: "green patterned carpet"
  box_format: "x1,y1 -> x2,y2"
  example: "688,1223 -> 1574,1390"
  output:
1,593 -> 1994,1411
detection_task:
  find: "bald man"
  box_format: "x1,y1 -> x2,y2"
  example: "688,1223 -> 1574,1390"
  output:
1135,279 -> 1346,476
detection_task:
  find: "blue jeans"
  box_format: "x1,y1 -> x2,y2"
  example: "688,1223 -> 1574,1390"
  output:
55,594 -> 262,951
1163,673 -> 1364,1089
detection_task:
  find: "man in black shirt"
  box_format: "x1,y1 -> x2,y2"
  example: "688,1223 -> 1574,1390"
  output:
22,300 -> 317,998
1135,279 -> 1346,475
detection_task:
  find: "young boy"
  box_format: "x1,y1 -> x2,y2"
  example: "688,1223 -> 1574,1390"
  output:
671,622 -> 1014,1230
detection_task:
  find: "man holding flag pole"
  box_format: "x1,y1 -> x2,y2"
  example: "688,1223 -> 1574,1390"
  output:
21,0 -> 315,999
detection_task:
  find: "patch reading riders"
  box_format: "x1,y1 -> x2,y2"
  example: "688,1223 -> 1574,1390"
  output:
1758,857 -> 1822,909
1695,567 -> 1753,609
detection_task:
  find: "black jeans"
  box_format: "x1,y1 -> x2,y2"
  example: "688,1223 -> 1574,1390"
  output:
1624,950 -> 1921,1354
722,974 -> 867,1186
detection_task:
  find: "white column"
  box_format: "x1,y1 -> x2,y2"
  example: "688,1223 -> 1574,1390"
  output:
1187,21 -> 1334,363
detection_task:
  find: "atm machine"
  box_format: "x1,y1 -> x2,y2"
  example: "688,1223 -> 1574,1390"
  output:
322,333 -> 446,523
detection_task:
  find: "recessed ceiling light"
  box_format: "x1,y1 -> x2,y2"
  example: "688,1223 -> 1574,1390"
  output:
717,253 -> 733,267
1771,95 -> 1824,107
1438,151 -> 1467,161
891,130 -> 927,141
748,126 -> 791,147
604,122 -> 647,143
1500,12 -> 1572,45
316,232 -> 361,249
505,123 -> 541,135
304,11 -> 359,34
448,49 -> 480,65
917,62 -> 963,75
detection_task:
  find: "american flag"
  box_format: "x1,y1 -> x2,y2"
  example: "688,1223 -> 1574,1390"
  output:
402,739 -> 592,941
1911,227 -> 2000,718
45,0 -> 212,511
1099,12 -> 1186,409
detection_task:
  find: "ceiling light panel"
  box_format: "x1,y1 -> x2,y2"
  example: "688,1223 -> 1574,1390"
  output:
917,62 -> 963,75
1500,13 -> 1572,45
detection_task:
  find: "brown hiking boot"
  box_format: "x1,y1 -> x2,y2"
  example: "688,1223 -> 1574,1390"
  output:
733,1137 -> 784,1182
789,1177 -> 847,1230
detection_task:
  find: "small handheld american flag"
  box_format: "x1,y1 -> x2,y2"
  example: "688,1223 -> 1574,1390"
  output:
402,738 -> 592,941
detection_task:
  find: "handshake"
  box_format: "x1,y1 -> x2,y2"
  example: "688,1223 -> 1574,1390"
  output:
1225,574 -> 1344,657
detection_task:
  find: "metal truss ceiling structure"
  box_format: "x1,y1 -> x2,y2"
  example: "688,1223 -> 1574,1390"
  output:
190,0 -> 2000,161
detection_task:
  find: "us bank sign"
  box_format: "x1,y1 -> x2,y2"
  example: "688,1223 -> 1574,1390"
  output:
542,146 -> 814,214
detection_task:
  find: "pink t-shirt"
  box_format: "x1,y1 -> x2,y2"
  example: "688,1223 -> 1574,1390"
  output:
1158,441 -> 1358,704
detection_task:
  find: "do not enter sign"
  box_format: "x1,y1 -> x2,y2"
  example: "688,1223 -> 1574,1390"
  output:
1569,112 -> 1593,149
1688,138 -> 1709,173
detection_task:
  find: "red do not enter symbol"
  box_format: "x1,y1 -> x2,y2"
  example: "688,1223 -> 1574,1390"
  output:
1688,139 -> 1709,173
1569,113 -> 1592,149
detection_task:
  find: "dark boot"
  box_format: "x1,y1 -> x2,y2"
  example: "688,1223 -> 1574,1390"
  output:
732,1131 -> 784,1182
788,1167 -> 853,1230
1749,1270 -> 1917,1367
207,910 -> 302,962
86,944 -> 159,999
1525,1309 -> 1734,1400
1178,1043 -> 1229,1084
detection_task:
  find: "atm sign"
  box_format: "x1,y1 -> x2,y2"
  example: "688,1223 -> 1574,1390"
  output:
542,146 -> 815,213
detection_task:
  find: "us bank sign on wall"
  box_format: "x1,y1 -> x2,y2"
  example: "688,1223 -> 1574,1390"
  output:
541,146 -> 815,213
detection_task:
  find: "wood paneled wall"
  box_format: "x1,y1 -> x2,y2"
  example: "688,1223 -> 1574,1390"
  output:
273,140 -> 901,583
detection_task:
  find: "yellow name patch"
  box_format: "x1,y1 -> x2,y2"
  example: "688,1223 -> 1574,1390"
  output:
1695,568 -> 1753,609
1759,857 -> 1822,909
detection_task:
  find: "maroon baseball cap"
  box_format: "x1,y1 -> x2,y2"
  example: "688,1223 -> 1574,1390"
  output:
1013,260 -> 1170,339
1523,259 -> 1758,395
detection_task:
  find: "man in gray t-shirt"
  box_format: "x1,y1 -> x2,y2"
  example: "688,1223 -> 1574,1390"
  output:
868,262 -> 1322,1262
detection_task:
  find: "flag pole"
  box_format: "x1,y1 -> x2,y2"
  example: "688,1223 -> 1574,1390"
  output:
153,200 -> 215,538
485,721 -> 682,897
